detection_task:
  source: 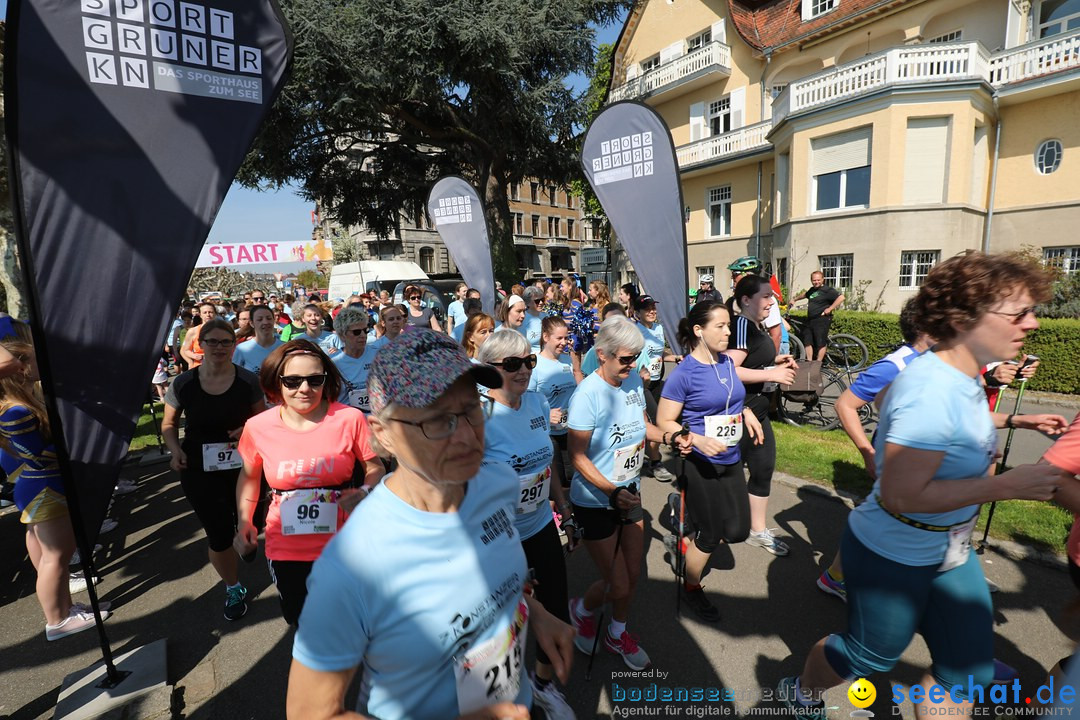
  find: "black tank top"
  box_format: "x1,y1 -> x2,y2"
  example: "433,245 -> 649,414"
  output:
166,365 -> 262,472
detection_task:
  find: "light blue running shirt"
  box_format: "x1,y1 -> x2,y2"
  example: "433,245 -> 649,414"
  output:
635,320 -> 667,379
293,464 -> 531,720
521,312 -> 545,354
848,351 -> 997,566
567,371 -> 648,508
483,391 -> 555,540
528,354 -> 577,436
232,337 -> 283,374
332,347 -> 379,412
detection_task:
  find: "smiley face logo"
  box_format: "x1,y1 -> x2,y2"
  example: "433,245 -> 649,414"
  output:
848,678 -> 876,709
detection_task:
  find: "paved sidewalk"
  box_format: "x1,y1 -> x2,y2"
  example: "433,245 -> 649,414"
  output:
0,460 -> 1075,719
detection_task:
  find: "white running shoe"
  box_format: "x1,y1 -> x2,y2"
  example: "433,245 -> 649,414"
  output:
531,674 -> 576,720
46,606 -> 109,641
68,572 -> 101,595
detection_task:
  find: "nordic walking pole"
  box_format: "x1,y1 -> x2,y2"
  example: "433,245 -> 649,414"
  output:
672,423 -> 691,617
983,376 -> 1029,545
977,388 -> 1008,553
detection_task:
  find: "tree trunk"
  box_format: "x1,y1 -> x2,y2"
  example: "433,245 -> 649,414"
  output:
481,171 -> 517,290
0,214 -> 28,319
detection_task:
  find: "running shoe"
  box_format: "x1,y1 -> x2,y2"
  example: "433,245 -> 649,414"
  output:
604,630 -> 651,670
992,658 -> 1019,685
746,528 -> 789,557
46,606 -> 110,641
667,492 -> 682,526
682,587 -> 720,623
568,598 -> 597,655
816,570 -> 846,603
663,534 -> 683,577
531,674 -> 576,720
650,461 -> 675,483
68,572 -> 101,595
776,676 -> 827,720
70,544 -> 103,566
224,584 -> 248,621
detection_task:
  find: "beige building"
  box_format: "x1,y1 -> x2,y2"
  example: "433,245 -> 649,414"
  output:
321,182 -> 599,280
608,0 -> 1080,310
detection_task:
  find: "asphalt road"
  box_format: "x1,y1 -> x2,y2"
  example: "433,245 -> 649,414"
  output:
1,452 -> 1077,719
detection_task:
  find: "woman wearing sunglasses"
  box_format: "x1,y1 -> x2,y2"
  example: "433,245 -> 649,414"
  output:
404,284 -> 442,333
288,330 -> 573,720
478,330 -> 576,720
234,340 -> 385,625
567,316 -> 671,671
163,318 -> 266,622
330,307 -> 378,414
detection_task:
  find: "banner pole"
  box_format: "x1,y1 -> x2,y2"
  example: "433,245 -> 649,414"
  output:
4,0 -> 125,686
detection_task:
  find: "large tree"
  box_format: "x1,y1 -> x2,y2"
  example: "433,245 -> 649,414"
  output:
239,0 -> 626,286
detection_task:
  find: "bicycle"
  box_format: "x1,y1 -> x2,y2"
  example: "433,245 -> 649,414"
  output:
783,312 -> 869,371
774,366 -> 848,431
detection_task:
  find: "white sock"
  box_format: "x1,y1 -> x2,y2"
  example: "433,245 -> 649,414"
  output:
608,619 -> 626,639
574,598 -> 593,617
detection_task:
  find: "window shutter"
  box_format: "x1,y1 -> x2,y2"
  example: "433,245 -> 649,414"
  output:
729,86 -> 745,129
689,102 -> 706,142
811,127 -> 872,176
660,40 -> 683,64
903,117 -> 950,205
712,19 -> 726,44
625,62 -> 640,80
971,125 -> 989,207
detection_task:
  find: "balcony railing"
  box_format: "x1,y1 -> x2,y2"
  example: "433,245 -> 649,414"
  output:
989,29 -> 1080,85
609,41 -> 731,102
676,121 -> 772,169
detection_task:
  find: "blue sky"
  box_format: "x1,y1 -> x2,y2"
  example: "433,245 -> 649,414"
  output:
6,2 -> 623,273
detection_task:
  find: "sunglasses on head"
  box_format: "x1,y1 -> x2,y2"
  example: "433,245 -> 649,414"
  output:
280,374 -> 327,390
491,354 -> 537,372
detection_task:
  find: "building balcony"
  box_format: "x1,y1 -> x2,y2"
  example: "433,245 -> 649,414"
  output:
675,120 -> 772,171
609,41 -> 732,103
989,29 -> 1080,87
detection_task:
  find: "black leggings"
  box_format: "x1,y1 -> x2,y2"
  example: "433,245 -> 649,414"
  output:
520,521 -> 570,667
180,467 -> 239,553
550,433 -> 570,488
266,558 -> 314,626
683,454 -> 750,554
740,407 -> 775,498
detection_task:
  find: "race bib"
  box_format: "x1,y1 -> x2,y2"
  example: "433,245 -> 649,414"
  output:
704,414 -> 743,447
347,388 -> 371,412
279,489 -> 340,536
612,441 -> 645,484
938,515 -> 978,572
517,468 -> 552,514
454,599 -> 528,716
647,354 -> 663,378
202,442 -> 241,472
551,408 -> 568,432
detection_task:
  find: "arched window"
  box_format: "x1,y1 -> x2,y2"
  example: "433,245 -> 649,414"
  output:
418,246 -> 435,273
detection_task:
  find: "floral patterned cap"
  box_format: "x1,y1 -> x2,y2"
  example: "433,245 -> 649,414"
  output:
368,329 -> 502,414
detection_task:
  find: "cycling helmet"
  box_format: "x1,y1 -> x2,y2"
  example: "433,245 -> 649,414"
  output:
726,256 -> 763,274
699,274 -> 714,284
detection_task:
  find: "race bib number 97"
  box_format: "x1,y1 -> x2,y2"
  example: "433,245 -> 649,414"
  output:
202,442 -> 241,472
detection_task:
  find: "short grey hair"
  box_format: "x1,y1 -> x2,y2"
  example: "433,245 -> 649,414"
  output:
594,316 -> 644,359
477,329 -> 530,365
522,286 -> 544,304
334,307 -> 369,336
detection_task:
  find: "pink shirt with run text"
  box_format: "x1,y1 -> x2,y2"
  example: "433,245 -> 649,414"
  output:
1043,412 -> 1080,565
238,402 -> 376,562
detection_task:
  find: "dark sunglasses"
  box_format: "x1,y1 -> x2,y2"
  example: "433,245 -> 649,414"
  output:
408,295 -> 421,300
280,374 -> 327,390
616,354 -> 638,366
347,328 -> 367,337
201,338 -> 235,348
492,354 -> 537,372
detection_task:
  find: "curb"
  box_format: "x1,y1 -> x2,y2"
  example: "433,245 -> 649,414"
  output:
770,470 -> 1069,572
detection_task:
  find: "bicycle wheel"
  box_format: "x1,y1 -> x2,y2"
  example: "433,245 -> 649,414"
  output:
826,334 -> 869,371
788,334 -> 806,361
778,369 -> 846,431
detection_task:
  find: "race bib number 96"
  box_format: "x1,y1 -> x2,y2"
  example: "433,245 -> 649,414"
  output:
279,490 -> 339,536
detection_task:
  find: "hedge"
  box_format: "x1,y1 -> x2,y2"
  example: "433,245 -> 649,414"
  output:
789,312 -> 1080,395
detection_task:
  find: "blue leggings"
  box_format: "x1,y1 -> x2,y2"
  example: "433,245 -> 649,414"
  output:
824,526 -> 993,699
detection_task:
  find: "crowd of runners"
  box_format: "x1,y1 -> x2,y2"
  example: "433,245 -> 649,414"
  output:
3,251 -> 1080,720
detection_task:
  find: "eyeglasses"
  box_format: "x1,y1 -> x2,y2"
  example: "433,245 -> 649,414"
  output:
988,307 -> 1036,324
389,398 -> 493,440
408,295 -> 421,301
491,354 -> 537,372
280,374 -> 327,390
615,354 -> 638,366
202,338 -> 235,348
348,328 -> 367,337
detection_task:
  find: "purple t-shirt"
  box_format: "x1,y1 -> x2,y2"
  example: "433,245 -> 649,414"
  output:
661,354 -> 746,465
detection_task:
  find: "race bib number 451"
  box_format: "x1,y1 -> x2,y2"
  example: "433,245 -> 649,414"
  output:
612,441 -> 645,484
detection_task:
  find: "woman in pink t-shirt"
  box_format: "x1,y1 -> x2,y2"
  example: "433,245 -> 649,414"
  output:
234,340 -> 384,625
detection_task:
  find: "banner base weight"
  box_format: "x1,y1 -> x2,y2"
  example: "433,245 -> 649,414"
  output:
55,639 -> 169,720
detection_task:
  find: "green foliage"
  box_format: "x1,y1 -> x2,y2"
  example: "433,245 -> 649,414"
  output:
239,0 -> 629,290
796,310 -> 1080,394
1037,271 -> 1080,319
296,269 -> 327,290
570,42 -> 613,243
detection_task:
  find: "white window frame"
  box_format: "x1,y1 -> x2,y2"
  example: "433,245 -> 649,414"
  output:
514,212 -> 524,235
928,29 -> 963,43
819,254 -> 854,289
641,54 -> 661,73
898,250 -> 940,289
813,166 -> 871,213
1038,0 -> 1080,37
1035,139 -> 1063,175
803,0 -> 837,21
1044,246 -> 1080,274
687,29 -> 712,52
707,186 -> 732,238
531,214 -> 541,236
708,97 -> 731,137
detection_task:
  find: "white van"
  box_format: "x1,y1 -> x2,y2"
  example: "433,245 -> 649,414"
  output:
328,261 -> 428,300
